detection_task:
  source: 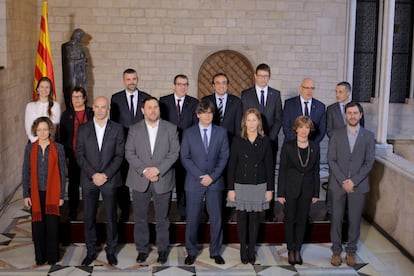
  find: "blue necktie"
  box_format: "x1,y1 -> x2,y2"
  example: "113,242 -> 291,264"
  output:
203,128 -> 208,153
260,90 -> 265,112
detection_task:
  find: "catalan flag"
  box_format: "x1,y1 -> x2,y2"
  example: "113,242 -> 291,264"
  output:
33,1 -> 56,100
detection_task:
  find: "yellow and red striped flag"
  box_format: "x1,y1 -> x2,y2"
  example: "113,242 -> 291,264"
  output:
33,1 -> 56,100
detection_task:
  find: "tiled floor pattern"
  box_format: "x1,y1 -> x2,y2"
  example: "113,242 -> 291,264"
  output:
0,193 -> 413,275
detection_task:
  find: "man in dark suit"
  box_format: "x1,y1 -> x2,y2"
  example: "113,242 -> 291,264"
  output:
328,102 -> 375,267
180,100 -> 229,265
76,96 -> 125,266
241,63 -> 282,221
282,78 -> 326,144
125,97 -> 180,264
202,72 -> 242,142
110,68 -> 150,221
159,74 -> 199,219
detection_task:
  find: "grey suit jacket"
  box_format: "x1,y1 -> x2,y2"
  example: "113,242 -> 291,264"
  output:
125,119 -> 180,194
327,126 -> 375,194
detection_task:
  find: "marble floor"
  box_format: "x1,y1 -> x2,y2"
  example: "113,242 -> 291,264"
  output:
0,189 -> 412,276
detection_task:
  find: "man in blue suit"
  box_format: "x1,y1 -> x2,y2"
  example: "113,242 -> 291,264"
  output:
180,99 -> 229,265
282,78 -> 326,144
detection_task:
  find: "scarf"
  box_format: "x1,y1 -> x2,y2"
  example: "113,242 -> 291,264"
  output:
30,138 -> 61,222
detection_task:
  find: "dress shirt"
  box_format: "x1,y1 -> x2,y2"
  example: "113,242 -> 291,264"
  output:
255,85 -> 268,106
145,120 -> 160,155
347,125 -> 360,153
25,101 -> 61,142
300,96 -> 312,116
94,118 -> 108,151
215,93 -> 228,115
198,124 -> 212,148
125,90 -> 138,115
174,94 -> 185,112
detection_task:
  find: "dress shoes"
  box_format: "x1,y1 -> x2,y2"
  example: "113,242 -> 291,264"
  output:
294,250 -> 303,265
136,252 -> 148,263
210,255 -> 225,265
81,254 -> 96,266
157,251 -> 168,264
185,255 -> 197,265
288,250 -> 296,265
249,257 -> 256,265
330,253 -> 342,266
345,252 -> 356,266
107,253 -> 118,266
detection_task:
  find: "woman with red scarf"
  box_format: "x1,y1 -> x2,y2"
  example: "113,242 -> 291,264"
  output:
22,117 -> 66,266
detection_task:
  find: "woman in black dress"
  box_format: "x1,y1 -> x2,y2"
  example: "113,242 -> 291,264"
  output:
227,108 -> 274,264
277,116 -> 320,265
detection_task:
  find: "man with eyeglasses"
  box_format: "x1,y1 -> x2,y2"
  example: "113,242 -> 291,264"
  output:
282,78 -> 326,144
241,63 -> 282,221
159,74 -> 199,220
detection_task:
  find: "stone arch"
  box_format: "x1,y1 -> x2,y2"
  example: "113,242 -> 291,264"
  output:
197,50 -> 254,99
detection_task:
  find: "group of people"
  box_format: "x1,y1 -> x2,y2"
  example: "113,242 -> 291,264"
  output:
22,63 -> 375,268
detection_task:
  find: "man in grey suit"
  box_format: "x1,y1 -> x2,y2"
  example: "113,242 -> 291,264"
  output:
125,97 -> 180,264
241,63 -> 282,221
328,102 -> 375,267
77,96 -> 125,266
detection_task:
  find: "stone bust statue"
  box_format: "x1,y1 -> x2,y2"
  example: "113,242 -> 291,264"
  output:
61,28 -> 88,108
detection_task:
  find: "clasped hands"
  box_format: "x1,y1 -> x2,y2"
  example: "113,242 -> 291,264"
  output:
342,179 -> 355,193
92,172 -> 108,186
143,167 -> 160,182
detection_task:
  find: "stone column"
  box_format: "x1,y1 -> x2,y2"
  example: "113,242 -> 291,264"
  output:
345,0 -> 357,85
407,23 -> 414,103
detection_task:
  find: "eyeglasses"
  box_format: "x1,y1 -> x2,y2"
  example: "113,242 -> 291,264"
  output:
213,81 -> 228,85
72,95 -> 84,99
256,74 -> 269,79
175,83 -> 189,87
301,86 -> 315,90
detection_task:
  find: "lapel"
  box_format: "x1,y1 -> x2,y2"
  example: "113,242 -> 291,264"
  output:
140,121 -> 153,158
248,88 -> 260,107
152,120 -> 163,158
295,96 -> 303,116
100,120 -> 113,152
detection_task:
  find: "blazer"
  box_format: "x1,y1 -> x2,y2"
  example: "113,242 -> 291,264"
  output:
227,135 -> 274,190
277,140 -> 320,199
159,93 -> 199,140
241,86 -> 282,143
328,126 -> 375,194
180,124 -> 229,192
76,120 -> 125,188
202,93 -> 242,141
110,90 -> 151,134
125,119 -> 180,194
282,95 -> 326,144
326,102 -> 365,138
58,106 -> 94,156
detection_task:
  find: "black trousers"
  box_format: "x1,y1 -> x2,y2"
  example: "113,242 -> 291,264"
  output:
67,152 -> 81,217
32,191 -> 60,264
118,158 -> 131,219
237,211 -> 260,260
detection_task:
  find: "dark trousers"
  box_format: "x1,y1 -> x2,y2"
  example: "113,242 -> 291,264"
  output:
265,139 -> 278,220
83,182 -> 118,255
174,160 -> 186,218
118,159 -> 131,220
67,153 -> 81,218
284,194 -> 312,251
237,211 -> 260,260
32,191 -> 60,264
132,185 -> 171,253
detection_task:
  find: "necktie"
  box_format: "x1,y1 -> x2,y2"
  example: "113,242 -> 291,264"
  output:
260,90 -> 265,112
203,128 -> 208,154
304,101 -> 309,116
176,99 -> 181,119
130,94 -> 135,119
218,98 -> 224,123
340,103 -> 346,124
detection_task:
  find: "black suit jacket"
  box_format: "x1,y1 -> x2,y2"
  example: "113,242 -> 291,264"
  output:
159,93 -> 199,140
202,93 -> 242,142
76,120 -> 125,188
241,86 -> 283,144
110,90 -> 150,135
282,96 -> 326,143
277,140 -> 320,199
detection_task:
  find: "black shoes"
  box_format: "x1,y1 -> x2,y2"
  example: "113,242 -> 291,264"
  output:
185,255 -> 197,265
157,251 -> 168,264
81,254 -> 97,266
294,250 -> 303,265
136,252 -> 148,263
288,250 -> 296,265
107,253 -> 118,266
210,255 -> 225,264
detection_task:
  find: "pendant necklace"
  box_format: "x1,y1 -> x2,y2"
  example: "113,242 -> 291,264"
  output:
297,145 -> 310,167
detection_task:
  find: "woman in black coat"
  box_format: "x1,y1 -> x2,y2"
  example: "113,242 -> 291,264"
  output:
277,116 -> 320,265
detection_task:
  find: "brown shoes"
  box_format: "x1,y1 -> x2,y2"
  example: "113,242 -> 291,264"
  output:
345,252 -> 356,266
330,254 -> 342,266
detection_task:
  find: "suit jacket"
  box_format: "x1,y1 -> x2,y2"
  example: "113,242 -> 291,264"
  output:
282,96 -> 326,143
328,126 -> 375,194
180,125 -> 229,192
159,93 -> 199,140
125,119 -> 180,194
202,93 -> 242,141
58,106 -> 94,156
277,140 -> 320,199
110,90 -> 151,134
326,102 -> 365,138
241,86 -> 282,144
76,120 -> 125,188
